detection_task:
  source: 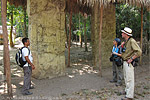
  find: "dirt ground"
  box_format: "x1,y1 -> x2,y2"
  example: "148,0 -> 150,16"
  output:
0,43 -> 150,100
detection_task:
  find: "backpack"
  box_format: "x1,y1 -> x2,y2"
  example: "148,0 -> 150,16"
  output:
131,57 -> 139,67
109,46 -> 123,66
15,47 -> 30,68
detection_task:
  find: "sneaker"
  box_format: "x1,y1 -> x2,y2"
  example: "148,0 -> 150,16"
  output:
119,91 -> 126,95
110,80 -> 117,83
115,82 -> 122,86
121,97 -> 133,100
29,86 -> 35,89
23,91 -> 33,95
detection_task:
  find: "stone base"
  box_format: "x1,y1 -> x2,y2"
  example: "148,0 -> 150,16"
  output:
27,0 -> 66,79
91,4 -> 116,68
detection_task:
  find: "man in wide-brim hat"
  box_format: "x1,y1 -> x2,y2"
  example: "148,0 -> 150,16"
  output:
120,27 -> 142,100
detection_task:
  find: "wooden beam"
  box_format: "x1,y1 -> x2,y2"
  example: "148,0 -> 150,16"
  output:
84,13 -> 88,52
99,5 -> 103,77
140,6 -> 143,65
1,0 -> 13,97
67,8 -> 73,67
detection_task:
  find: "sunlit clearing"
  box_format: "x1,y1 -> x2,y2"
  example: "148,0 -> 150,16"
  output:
16,70 -> 22,73
0,83 -> 7,94
73,63 -> 82,66
0,89 -> 4,93
79,70 -> 84,75
0,71 -> 3,75
0,83 -> 17,94
0,45 -> 3,50
0,83 -> 5,88
12,84 -> 17,93
0,57 -> 3,60
68,75 -> 74,78
79,59 -> 82,61
72,70 -> 76,74
13,95 -> 17,98
12,84 -> 17,89
13,73 -> 21,77
12,68 -> 17,71
19,81 -> 23,85
93,70 -> 98,74
14,44 -> 23,48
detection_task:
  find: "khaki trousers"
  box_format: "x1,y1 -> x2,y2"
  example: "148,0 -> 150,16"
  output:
112,61 -> 123,84
123,61 -> 134,98
22,66 -> 32,93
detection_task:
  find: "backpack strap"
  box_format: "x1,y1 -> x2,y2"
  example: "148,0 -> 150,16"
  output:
27,48 -> 30,55
22,47 -> 30,67
22,47 -> 30,56
26,47 -> 30,66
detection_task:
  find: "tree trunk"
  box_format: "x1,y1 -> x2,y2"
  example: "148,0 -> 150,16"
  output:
10,7 -> 14,47
80,35 -> 83,48
99,5 -> 103,77
67,9 -> 72,67
65,13 -> 68,47
1,0 -> 13,97
76,33 -> 78,46
140,6 -> 143,65
84,15 -> 88,52
79,13 -> 82,48
23,6 -> 27,37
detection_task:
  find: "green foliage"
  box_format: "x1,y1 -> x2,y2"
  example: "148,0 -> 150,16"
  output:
0,1 -> 2,25
116,4 -> 150,41
68,13 -> 91,41
8,5 -> 28,37
2,2 -> 149,41
0,2 -> 28,37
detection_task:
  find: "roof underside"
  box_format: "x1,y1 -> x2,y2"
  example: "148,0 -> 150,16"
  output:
8,0 -> 150,14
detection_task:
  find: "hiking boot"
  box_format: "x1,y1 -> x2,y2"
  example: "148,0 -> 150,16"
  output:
119,90 -> 126,95
121,97 -> 133,100
29,86 -> 35,89
23,91 -> 33,95
110,80 -> 117,83
115,82 -> 122,86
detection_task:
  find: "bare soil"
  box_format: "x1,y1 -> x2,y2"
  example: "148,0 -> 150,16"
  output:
0,43 -> 149,100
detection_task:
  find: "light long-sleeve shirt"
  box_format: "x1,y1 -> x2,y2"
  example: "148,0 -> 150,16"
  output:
121,38 -> 142,60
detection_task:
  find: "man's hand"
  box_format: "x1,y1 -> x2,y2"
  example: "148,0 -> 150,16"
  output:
127,58 -> 133,64
25,56 -> 35,70
31,65 -> 35,70
121,42 -> 125,46
112,52 -> 118,55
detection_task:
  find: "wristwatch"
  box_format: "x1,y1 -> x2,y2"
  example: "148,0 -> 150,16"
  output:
131,57 -> 134,60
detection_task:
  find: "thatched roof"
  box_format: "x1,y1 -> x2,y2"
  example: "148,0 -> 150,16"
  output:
66,0 -> 92,14
8,0 -> 27,7
76,0 -> 150,9
8,0 -> 150,13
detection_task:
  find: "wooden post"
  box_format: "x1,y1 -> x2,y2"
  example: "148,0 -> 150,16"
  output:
1,0 -> 13,97
67,8 -> 73,67
79,13 -> 82,48
84,14 -> 88,52
140,6 -> 143,65
99,5 -> 103,77
23,6 -> 27,37
10,6 -> 14,47
65,13 -> 69,48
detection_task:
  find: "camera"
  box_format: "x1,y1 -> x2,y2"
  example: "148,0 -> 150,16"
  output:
122,47 -> 126,52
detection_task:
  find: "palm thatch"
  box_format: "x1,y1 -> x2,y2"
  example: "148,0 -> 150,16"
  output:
8,0 -> 27,7
8,0 -> 150,12
66,0 -> 92,14
77,0 -> 150,10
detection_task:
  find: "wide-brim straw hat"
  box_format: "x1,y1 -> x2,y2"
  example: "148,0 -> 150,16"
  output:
121,27 -> 132,36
